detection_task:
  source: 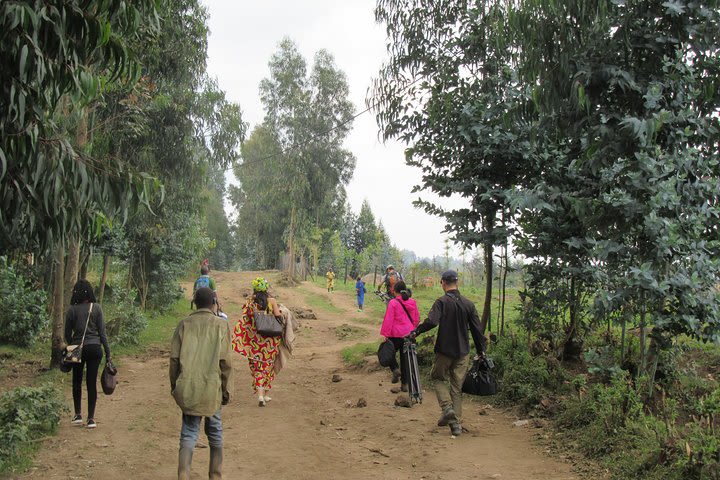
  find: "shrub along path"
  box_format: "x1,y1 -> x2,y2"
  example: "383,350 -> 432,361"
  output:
18,271 -> 580,480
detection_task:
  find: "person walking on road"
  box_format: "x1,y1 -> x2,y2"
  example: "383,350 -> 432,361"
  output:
379,280 -> 419,393
191,264 -> 216,309
170,287 -> 232,480
232,277 -> 284,406
64,280 -> 111,429
378,264 -> 403,296
326,268 -> 336,292
355,275 -> 366,311
408,270 -> 486,436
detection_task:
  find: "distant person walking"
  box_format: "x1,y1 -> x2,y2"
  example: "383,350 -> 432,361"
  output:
232,277 -> 284,406
192,265 -> 216,309
326,268 -> 335,293
64,280 -> 111,429
170,287 -> 232,480
408,270 -> 486,436
379,280 -> 419,392
378,264 -> 403,296
355,275 -> 366,311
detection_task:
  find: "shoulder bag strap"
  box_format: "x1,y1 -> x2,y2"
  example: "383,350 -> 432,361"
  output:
396,299 -> 414,324
79,303 -> 93,348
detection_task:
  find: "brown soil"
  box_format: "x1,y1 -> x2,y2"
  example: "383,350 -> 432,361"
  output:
14,270 -> 580,480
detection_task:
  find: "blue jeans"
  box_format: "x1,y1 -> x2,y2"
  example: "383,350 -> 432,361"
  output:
179,410 -> 223,449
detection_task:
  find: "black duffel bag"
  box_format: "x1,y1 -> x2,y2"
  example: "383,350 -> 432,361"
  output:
377,340 -> 396,367
462,356 -> 497,396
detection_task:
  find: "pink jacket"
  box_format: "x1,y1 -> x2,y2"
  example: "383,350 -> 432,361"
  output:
380,297 -> 420,338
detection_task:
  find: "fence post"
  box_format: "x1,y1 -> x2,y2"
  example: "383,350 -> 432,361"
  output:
373,265 -> 378,288
344,261 -> 348,284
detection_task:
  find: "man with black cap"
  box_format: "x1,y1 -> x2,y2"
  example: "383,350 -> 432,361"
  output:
408,269 -> 486,436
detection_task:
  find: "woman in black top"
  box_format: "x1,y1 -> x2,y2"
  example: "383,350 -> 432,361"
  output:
64,280 -> 111,429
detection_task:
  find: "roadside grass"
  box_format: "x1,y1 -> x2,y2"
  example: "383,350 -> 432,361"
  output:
341,342 -> 377,367
297,286 -> 344,314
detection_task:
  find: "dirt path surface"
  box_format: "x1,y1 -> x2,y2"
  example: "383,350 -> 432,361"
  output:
16,271 -> 578,480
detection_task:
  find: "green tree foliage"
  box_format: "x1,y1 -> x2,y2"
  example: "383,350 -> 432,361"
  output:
232,39 -> 355,273
0,0 -> 160,252
101,0 -> 245,307
373,0 -> 538,330
373,0 -> 720,362
0,258 -> 48,346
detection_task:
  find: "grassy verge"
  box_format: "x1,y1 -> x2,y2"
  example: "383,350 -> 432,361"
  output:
341,342 -> 377,367
297,286 -> 344,314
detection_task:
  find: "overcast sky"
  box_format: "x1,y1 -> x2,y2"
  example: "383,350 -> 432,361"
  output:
203,0 -> 467,259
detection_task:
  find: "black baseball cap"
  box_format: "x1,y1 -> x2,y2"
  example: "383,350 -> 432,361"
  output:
441,269 -> 458,282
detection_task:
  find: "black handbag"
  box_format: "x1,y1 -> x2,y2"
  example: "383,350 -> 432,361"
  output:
62,303 -> 93,369
101,361 -> 118,395
462,356 -> 497,396
377,339 -> 396,367
254,310 -> 283,337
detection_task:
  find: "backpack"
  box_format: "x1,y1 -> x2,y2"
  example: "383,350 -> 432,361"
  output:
194,275 -> 211,291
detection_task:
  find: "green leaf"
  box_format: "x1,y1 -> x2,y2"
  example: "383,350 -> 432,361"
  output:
18,44 -> 28,82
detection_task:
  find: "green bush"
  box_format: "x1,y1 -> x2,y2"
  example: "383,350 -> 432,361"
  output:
490,335 -> 568,408
0,259 -> 49,346
105,288 -> 147,346
0,384 -> 66,473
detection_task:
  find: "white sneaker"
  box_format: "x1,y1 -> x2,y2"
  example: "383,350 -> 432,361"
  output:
258,397 -> 266,407
263,395 -> 272,402
71,414 -> 83,425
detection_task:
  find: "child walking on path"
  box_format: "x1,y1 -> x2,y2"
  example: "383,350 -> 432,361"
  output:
355,276 -> 366,311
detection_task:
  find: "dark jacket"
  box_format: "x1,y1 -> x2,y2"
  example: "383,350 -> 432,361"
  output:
415,289 -> 486,358
64,303 -> 111,359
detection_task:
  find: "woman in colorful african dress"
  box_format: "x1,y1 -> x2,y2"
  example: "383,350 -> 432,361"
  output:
232,277 -> 282,407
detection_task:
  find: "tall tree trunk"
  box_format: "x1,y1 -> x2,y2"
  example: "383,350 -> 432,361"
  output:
500,240 -> 509,336
287,206 -> 296,277
639,301 -> 647,377
620,307 -> 628,366
64,237 -> 81,312
481,239 -> 493,333
50,244 -> 66,369
79,248 -> 91,279
98,254 -> 111,304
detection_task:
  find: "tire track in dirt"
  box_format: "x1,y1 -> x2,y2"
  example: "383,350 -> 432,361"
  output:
15,270 -> 579,480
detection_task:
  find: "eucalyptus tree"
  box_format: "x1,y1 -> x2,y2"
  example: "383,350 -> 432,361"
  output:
372,1 -> 536,332
110,0 -> 244,308
235,39 -> 355,275
506,0 -> 720,378
1,0 -> 161,366
373,0 -> 720,371
0,0 -> 159,253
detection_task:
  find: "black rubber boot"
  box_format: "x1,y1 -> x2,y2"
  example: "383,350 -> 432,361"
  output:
209,446 -> 223,479
178,447 -> 193,480
437,408 -> 457,427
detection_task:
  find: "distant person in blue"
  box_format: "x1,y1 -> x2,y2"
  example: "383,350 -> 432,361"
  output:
355,276 -> 366,312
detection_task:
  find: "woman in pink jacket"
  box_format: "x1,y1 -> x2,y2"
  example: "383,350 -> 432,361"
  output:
380,280 -> 420,392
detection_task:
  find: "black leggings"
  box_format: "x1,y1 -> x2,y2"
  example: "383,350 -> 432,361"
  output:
71,344 -> 103,419
387,337 -> 409,385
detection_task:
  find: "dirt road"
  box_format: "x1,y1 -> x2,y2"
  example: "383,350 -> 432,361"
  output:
17,271 -> 578,480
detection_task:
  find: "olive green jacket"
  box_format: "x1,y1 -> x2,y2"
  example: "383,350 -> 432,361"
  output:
169,309 -> 232,416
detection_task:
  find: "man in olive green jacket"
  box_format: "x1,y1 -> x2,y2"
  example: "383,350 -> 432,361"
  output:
170,287 -> 232,480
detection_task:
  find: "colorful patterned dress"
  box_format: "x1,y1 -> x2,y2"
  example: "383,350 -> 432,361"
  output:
232,299 -> 281,392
